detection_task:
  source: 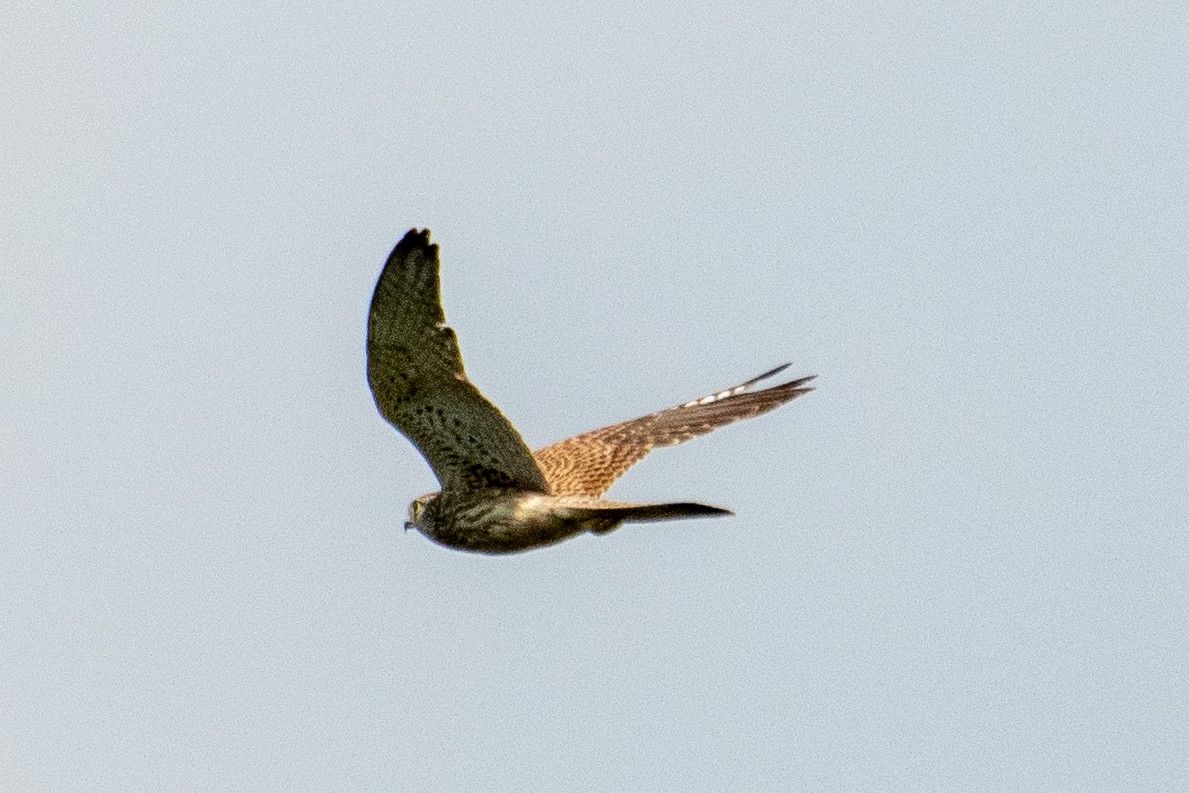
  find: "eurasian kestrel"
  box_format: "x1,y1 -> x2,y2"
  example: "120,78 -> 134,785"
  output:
367,228 -> 815,554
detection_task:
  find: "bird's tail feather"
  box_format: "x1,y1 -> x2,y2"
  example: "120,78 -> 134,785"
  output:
541,495 -> 732,535
566,500 -> 732,534
604,502 -> 733,523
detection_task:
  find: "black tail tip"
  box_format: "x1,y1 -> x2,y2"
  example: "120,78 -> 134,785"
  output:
678,503 -> 734,517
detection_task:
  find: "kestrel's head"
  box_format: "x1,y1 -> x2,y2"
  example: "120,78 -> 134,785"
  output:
405,492 -> 440,533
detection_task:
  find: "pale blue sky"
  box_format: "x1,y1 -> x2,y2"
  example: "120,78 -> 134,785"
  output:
3,3 -> 1187,791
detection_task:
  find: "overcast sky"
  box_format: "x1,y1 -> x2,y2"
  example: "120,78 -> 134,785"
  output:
4,3 -> 1187,791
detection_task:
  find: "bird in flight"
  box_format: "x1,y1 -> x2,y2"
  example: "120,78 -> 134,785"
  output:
367,228 -> 815,554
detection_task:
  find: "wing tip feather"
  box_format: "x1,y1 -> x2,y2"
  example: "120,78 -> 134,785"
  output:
391,227 -> 436,260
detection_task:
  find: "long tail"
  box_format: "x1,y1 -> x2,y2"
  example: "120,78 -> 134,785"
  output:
546,496 -> 732,535
602,502 -> 733,523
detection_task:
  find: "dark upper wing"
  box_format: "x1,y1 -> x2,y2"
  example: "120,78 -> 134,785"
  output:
533,365 -> 815,497
367,229 -> 548,493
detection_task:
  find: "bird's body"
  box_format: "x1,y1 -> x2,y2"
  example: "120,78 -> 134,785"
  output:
411,490 -> 730,554
367,228 -> 814,554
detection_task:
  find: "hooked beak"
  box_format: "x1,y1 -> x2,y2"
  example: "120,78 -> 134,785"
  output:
403,522 -> 413,532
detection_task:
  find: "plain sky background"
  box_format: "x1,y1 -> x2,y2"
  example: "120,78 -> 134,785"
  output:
3,2 -> 1187,791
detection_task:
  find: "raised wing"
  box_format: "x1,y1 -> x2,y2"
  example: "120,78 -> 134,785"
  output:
367,229 -> 549,493
533,365 -> 815,497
